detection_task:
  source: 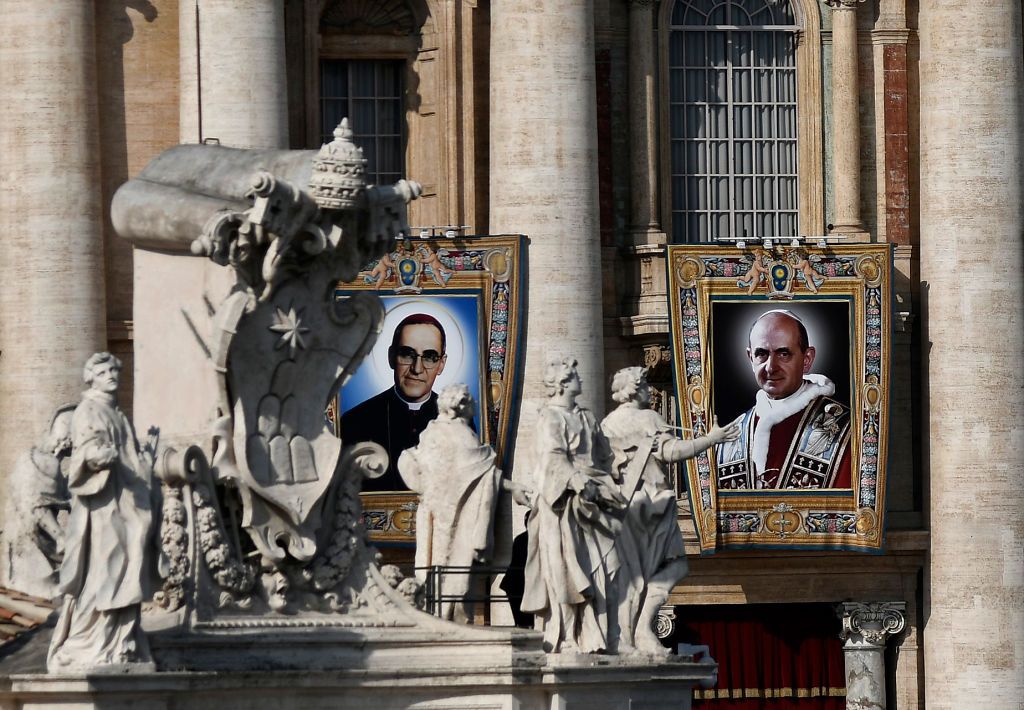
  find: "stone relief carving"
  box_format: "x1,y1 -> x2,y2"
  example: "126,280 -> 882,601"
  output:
47,353 -> 156,672
839,601 -> 906,648
602,366 -> 739,655
111,120 -> 424,625
397,384 -> 503,621
1,403 -> 74,599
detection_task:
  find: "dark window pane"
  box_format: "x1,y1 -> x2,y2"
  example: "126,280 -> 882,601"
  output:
351,62 -> 375,97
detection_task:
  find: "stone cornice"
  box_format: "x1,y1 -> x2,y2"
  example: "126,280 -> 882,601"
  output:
871,28 -> 912,45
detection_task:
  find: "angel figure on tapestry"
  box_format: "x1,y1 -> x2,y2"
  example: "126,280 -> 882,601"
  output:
47,352 -> 158,672
521,358 -> 627,654
398,384 -> 503,622
601,367 -> 738,655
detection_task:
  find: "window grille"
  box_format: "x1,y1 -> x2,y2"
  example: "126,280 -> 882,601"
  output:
669,0 -> 799,243
320,59 -> 404,186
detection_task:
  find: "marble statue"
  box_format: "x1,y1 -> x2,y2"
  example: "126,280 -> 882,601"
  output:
47,352 -> 156,672
398,384 -> 503,621
601,367 -> 739,655
111,120 -> 425,619
1,404 -> 74,598
521,358 -> 627,654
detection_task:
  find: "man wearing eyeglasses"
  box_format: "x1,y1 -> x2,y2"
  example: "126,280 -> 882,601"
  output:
340,313 -> 447,491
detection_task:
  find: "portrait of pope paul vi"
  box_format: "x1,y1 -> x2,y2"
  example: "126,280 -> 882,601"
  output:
340,313 -> 447,492
716,309 -> 852,489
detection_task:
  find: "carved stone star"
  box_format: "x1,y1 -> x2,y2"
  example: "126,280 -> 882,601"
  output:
269,306 -> 310,357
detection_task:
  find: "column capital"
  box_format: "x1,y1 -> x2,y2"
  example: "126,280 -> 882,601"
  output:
839,601 -> 907,648
825,0 -> 865,10
628,0 -> 657,7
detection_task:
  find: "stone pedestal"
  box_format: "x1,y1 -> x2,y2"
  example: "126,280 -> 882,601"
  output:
838,602 -> 905,710
1,648 -> 714,709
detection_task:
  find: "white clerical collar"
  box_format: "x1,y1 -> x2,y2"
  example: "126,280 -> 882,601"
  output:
750,374 -> 834,476
394,387 -> 428,411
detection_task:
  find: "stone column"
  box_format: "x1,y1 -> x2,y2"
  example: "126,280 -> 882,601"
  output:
0,1 -> 107,514
489,0 -> 604,463
919,1 -> 1024,708
839,602 -> 905,708
622,0 -> 670,341
838,602 -> 905,710
825,0 -> 867,237
627,0 -> 663,246
132,0 -> 289,446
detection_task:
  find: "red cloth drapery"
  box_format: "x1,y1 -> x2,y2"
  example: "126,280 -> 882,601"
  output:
675,604 -> 846,710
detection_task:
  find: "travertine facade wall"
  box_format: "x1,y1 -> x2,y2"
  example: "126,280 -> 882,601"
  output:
132,0 -> 288,445
3,1 -> 1023,706
919,1 -> 1024,707
0,1 -> 109,518
96,0 -> 182,418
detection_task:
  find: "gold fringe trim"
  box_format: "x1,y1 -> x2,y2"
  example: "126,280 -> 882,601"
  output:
695,686 -> 847,700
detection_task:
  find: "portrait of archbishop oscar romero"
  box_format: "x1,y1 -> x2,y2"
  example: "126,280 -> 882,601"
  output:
340,313 -> 447,491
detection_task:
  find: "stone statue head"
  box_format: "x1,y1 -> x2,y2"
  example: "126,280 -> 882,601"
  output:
543,357 -> 580,399
610,366 -> 651,407
82,352 -> 123,395
437,383 -> 474,421
43,405 -> 76,457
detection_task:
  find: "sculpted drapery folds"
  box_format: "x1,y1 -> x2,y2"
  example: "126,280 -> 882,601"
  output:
2,404 -> 74,598
398,384 -> 502,621
602,367 -> 738,655
47,352 -> 156,672
521,358 -> 627,654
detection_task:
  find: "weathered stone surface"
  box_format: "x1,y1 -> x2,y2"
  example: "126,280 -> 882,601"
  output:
398,384 -> 502,621
47,353 -> 155,672
919,1 -> 1024,707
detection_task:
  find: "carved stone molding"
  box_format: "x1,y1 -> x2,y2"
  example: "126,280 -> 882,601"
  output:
839,601 -> 906,648
825,0 -> 866,10
837,602 -> 906,710
655,605 -> 676,640
642,344 -> 671,379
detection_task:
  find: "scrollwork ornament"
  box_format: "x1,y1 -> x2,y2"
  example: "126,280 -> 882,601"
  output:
193,485 -> 257,605
839,601 -> 906,648
654,606 -> 676,640
154,483 -> 189,611
308,447 -> 370,592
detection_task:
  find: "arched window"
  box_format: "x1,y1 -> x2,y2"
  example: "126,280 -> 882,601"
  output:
669,0 -> 801,242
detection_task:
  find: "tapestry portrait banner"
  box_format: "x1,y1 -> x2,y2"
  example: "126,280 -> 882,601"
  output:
331,234 -> 526,546
666,244 -> 892,552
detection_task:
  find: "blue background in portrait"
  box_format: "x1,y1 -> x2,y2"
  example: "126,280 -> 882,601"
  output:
339,292 -> 483,433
